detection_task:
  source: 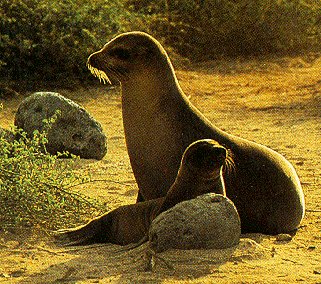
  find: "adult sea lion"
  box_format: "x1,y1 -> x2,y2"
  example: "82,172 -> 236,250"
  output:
56,139 -> 228,245
87,31 -> 305,234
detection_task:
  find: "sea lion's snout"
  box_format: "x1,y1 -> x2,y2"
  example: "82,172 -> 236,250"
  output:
198,145 -> 227,171
87,51 -> 104,71
208,146 -> 227,164
87,51 -> 111,84
87,52 -> 98,68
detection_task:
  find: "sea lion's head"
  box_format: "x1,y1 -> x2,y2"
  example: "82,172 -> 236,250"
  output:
87,32 -> 172,84
180,139 -> 230,180
156,139 -> 231,214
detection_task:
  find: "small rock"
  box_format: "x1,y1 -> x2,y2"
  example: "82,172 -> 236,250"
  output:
276,234 -> 293,242
14,92 -> 107,159
10,269 -> 25,278
149,193 -> 241,252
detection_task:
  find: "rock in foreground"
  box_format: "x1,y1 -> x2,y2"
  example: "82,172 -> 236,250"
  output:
15,92 -> 107,159
149,193 -> 241,252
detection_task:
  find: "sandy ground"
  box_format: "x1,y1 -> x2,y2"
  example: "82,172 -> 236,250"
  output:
0,57 -> 320,283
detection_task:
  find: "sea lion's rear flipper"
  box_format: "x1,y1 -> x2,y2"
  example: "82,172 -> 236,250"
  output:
54,214 -> 111,246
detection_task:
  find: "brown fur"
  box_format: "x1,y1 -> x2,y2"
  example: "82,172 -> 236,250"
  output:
87,31 -> 305,234
55,139 -> 227,245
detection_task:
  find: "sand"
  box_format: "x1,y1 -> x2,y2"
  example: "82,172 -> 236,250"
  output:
0,57 -> 320,283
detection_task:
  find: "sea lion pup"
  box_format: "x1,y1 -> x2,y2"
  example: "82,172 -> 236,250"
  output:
87,31 -> 305,234
55,139 -> 228,246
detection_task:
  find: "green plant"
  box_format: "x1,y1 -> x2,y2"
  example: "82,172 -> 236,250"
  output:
0,0 -> 144,82
128,0 -> 321,60
1,0 -> 320,83
0,116 -> 104,231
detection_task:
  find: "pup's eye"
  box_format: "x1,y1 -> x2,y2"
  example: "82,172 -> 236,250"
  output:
109,48 -> 131,60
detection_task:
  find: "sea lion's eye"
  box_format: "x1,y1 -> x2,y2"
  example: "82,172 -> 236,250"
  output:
109,48 -> 131,60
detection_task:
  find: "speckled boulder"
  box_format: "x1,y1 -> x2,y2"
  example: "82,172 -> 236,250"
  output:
149,193 -> 241,252
14,92 -> 107,159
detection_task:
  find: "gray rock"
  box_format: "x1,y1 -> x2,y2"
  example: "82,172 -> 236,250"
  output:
14,92 -> 107,159
275,233 -> 293,242
149,193 -> 241,252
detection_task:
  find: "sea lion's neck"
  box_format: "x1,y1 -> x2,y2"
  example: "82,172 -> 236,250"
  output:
121,62 -> 183,110
120,57 -> 235,200
176,169 -> 225,196
121,59 -> 229,143
156,170 -> 225,216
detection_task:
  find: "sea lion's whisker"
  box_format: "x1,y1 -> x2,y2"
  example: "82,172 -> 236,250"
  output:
87,63 -> 111,84
99,70 -> 110,84
223,151 -> 235,175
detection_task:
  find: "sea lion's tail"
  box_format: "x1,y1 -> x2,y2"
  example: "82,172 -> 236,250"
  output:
54,215 -> 109,246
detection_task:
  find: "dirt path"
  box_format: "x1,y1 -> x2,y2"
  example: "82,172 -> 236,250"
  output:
0,57 -> 320,283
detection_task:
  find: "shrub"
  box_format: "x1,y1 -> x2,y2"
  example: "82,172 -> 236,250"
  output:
0,0 -> 144,82
0,115 -> 104,231
128,0 -> 321,60
1,0 -> 320,83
